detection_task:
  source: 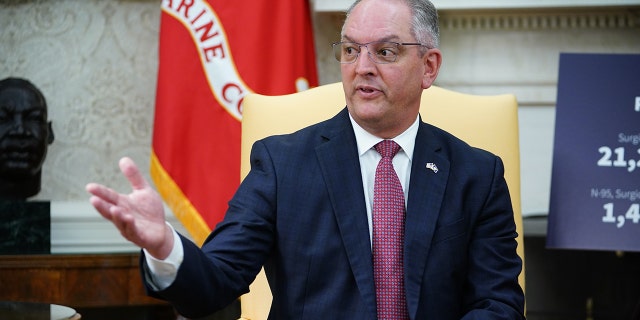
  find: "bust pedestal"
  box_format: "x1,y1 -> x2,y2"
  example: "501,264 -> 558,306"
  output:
0,201 -> 50,255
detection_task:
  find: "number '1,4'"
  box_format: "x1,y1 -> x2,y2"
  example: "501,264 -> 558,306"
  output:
602,202 -> 640,228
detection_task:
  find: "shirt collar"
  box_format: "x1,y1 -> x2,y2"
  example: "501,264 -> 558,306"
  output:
348,113 -> 419,160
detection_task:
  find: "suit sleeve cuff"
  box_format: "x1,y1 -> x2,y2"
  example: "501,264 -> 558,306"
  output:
143,222 -> 184,290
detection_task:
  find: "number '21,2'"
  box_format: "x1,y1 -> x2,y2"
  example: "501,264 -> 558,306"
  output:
597,146 -> 639,172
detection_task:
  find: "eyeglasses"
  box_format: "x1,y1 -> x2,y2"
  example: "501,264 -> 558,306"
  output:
332,41 -> 427,64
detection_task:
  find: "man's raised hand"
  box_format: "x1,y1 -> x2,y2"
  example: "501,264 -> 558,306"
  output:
86,157 -> 174,259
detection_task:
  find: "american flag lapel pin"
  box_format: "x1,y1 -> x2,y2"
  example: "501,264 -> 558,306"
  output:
426,162 -> 438,173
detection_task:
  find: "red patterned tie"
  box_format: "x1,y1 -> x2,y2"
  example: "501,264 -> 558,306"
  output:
373,140 -> 408,319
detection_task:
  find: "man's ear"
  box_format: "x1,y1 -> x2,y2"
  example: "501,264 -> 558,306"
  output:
422,48 -> 442,89
47,121 -> 54,144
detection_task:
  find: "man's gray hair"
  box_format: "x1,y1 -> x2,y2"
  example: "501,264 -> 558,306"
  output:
343,0 -> 440,49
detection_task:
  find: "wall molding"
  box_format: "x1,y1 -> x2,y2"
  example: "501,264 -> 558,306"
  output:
51,201 -> 189,254
432,82 -> 558,107
440,10 -> 639,31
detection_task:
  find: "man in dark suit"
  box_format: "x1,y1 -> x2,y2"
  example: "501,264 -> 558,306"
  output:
87,0 -> 525,319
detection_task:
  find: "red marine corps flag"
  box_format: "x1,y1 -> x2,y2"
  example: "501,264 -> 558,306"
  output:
150,0 -> 318,245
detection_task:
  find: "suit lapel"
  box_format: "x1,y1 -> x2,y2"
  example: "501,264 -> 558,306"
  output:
315,109 -> 378,318
404,122 -> 450,318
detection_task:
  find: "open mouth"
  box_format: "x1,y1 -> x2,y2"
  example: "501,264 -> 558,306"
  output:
357,85 -> 379,95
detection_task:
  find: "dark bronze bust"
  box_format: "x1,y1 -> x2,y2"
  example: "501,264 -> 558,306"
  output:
0,78 -> 54,199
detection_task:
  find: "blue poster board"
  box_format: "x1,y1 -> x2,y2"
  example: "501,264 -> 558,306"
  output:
547,53 -> 640,252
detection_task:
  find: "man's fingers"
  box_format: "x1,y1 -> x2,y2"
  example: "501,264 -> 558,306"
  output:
105,205 -> 138,242
119,157 -> 149,191
86,182 -> 120,205
89,195 -> 115,220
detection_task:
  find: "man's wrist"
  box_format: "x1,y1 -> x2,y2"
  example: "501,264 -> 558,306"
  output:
146,221 -> 175,260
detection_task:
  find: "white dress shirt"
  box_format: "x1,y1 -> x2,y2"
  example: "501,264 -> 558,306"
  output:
348,114 -> 418,244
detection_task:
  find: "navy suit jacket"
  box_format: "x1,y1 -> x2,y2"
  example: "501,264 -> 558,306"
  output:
145,108 -> 525,319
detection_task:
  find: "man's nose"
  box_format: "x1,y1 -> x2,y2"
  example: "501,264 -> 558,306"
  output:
9,115 -> 28,135
354,46 -> 376,74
